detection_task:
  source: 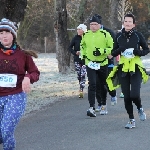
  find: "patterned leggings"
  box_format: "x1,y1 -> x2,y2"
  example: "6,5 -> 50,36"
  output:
75,62 -> 86,91
0,92 -> 26,150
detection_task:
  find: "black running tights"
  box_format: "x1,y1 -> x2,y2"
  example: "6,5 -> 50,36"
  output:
118,67 -> 142,119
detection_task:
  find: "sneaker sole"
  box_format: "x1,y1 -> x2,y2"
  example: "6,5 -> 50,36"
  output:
87,111 -> 96,117
140,118 -> 146,121
100,112 -> 108,115
111,101 -> 117,106
79,96 -> 83,98
125,126 -> 135,129
139,116 -> 146,121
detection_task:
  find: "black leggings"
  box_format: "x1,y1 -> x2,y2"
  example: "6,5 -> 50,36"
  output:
86,66 -> 108,107
118,67 -> 142,119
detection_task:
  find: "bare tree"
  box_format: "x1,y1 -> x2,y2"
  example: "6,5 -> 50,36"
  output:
108,0 -> 120,32
54,0 -> 71,73
117,0 -> 133,22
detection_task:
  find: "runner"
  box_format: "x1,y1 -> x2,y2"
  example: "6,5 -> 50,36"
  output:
0,18 -> 40,149
68,24 -> 87,98
80,15 -> 113,117
94,14 -> 117,110
107,13 -> 149,129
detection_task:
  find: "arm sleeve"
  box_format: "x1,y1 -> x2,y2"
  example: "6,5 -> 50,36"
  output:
24,55 -> 40,84
108,29 -> 116,42
80,35 -> 86,59
99,31 -> 114,55
111,34 -> 121,57
68,37 -> 76,56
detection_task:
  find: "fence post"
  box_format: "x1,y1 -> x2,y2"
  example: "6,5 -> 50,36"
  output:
44,37 -> 47,53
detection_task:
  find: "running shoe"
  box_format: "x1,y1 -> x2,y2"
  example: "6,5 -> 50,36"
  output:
120,92 -> 124,98
111,96 -> 117,106
95,105 -> 101,112
87,107 -> 96,117
125,119 -> 135,129
79,90 -> 83,98
100,105 -> 108,115
138,108 -> 146,121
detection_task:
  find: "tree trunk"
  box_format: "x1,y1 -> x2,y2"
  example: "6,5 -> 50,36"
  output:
54,0 -> 70,73
78,0 -> 88,23
109,0 -> 121,32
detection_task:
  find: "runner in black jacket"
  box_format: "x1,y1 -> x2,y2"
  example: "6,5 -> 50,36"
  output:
68,24 -> 87,98
108,13 -> 150,129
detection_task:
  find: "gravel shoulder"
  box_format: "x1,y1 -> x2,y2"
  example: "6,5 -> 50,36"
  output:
25,53 -> 85,116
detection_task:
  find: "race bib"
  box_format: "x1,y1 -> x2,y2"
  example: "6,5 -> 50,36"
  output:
121,48 -> 135,58
79,53 -> 81,58
0,74 -> 17,87
88,61 -> 100,70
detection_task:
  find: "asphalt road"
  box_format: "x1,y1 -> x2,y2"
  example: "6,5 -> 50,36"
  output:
0,79 -> 149,150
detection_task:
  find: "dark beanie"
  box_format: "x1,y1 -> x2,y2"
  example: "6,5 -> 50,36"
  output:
94,14 -> 102,23
89,16 -> 101,24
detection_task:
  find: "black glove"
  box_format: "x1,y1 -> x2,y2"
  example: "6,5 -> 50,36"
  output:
81,59 -> 85,65
112,46 -> 125,57
93,47 -> 101,56
133,49 -> 142,56
83,55 -> 86,59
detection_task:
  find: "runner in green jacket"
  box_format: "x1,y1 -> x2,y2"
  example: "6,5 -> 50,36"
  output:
80,15 -> 113,117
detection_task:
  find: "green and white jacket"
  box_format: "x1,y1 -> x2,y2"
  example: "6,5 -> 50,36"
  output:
80,29 -> 113,66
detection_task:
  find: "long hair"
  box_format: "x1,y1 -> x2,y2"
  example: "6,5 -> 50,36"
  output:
23,50 -> 38,58
14,41 -> 38,58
